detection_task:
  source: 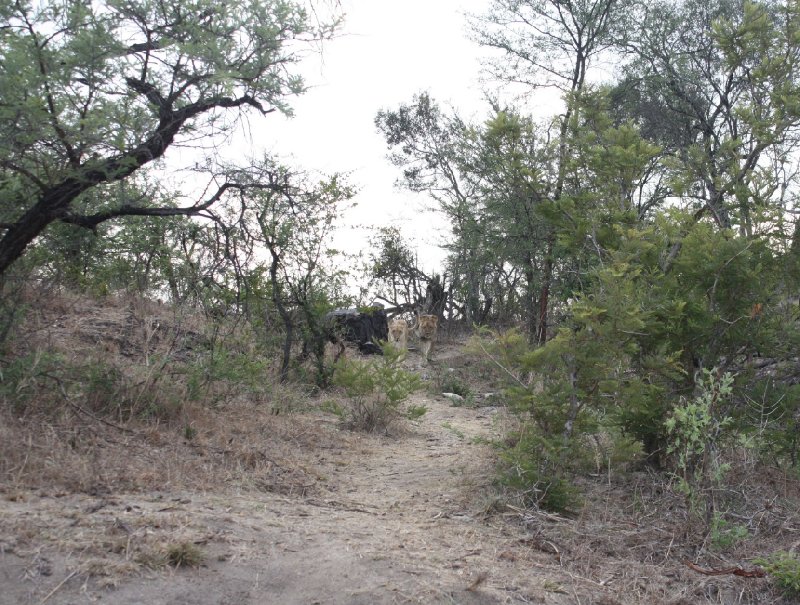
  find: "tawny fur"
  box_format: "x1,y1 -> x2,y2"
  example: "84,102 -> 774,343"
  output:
416,315 -> 438,363
387,318 -> 409,359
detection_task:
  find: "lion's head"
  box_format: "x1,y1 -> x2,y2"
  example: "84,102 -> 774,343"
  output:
388,318 -> 408,341
417,315 -> 438,340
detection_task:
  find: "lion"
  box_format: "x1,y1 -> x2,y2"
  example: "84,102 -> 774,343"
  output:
387,318 -> 409,360
416,314 -> 438,363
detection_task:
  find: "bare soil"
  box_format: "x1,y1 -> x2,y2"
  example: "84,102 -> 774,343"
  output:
0,295 -> 796,604
0,368 -> 568,604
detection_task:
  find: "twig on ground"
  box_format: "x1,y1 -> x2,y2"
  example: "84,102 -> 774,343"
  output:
38,570 -> 78,604
683,560 -> 766,578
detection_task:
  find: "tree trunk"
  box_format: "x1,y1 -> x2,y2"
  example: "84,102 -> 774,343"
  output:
536,233 -> 554,345
268,248 -> 292,384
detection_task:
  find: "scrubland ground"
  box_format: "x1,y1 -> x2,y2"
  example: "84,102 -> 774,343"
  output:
1,292 -> 798,604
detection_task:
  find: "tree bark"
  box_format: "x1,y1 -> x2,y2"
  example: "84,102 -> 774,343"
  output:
0,91 -> 264,276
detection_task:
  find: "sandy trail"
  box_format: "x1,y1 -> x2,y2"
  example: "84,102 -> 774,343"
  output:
0,359 -> 576,605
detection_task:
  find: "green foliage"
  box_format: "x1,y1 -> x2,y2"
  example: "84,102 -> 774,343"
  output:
186,350 -> 271,407
665,369 -> 738,525
665,370 -> 735,475
755,551 -> 800,597
0,0 -> 341,275
437,373 -> 472,401
709,514 -> 748,551
741,379 -> 800,469
406,405 -> 428,421
0,350 -> 63,415
499,427 -> 583,514
578,430 -> 643,476
319,399 -> 345,418
183,425 -> 197,441
0,351 -> 185,421
333,344 -> 422,432
0,277 -> 27,353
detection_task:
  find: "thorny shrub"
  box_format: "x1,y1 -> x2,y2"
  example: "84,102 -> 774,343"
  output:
333,343 -> 423,432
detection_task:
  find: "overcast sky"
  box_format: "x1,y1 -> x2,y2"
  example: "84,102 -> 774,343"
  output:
258,0 -> 493,272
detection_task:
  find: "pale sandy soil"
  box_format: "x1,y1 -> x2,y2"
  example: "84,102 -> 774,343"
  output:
0,335 -> 787,605
0,339 -> 585,605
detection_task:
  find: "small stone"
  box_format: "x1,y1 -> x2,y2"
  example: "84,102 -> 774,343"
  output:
442,392 -> 465,404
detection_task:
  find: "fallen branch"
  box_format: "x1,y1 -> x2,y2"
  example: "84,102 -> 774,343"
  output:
684,561 -> 766,578
38,570 -> 78,604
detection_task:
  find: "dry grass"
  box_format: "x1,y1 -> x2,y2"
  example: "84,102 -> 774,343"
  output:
0,400 -> 341,496
489,461 -> 800,604
3,288 -> 800,604
0,287 -> 362,591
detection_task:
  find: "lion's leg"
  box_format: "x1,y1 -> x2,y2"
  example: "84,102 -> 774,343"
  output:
420,339 -> 431,362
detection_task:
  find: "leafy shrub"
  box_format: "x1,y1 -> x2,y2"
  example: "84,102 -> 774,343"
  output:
437,372 -> 472,401
710,514 -> 748,551
333,344 -> 422,432
319,399 -> 346,418
406,405 -> 428,420
0,351 -> 63,414
498,428 -> 582,514
186,349 -> 271,402
755,551 -> 800,596
664,369 -> 737,526
0,351 -> 184,421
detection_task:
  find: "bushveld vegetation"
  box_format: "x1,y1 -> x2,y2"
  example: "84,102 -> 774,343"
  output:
3,0 -> 800,600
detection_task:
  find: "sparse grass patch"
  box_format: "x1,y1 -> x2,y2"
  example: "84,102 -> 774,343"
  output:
442,421 -> 465,440
755,551 -> 800,597
406,404 -> 427,420
319,398 -> 345,418
166,541 -> 205,568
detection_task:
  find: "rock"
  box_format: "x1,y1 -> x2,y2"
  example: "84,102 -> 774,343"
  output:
442,392 -> 465,404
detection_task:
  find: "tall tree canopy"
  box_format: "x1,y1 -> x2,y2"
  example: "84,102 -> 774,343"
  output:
615,0 -> 800,234
0,0 -> 340,275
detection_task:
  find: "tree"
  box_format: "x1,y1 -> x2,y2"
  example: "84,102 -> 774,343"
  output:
375,93 -> 491,325
616,0 -> 800,235
469,0 -> 626,94
469,0 -> 631,342
231,160 -> 352,384
471,109 -> 555,340
368,227 -> 428,313
0,0 -> 340,275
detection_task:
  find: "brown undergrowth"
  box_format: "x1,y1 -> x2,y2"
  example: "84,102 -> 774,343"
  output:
2,288 -> 800,604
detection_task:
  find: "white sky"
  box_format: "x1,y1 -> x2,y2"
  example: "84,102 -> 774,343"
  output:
259,0 -> 494,273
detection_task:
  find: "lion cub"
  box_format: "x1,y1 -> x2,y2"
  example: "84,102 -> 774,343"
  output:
387,318 -> 409,359
416,314 -> 439,363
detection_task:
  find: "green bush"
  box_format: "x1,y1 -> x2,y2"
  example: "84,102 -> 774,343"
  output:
406,405 -> 428,420
664,369 -> 737,526
0,351 -> 63,414
710,514 -> 748,551
0,351 -> 184,422
437,373 -> 472,401
755,551 -> 800,596
186,349 -> 271,407
333,344 -> 422,432
740,379 -> 800,469
498,428 -> 582,514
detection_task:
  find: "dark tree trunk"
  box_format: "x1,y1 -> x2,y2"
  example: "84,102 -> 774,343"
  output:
0,90 -> 257,276
268,248 -> 292,384
536,233 -> 554,345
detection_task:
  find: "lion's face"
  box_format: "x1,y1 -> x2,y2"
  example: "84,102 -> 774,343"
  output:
417,315 -> 438,340
388,319 -> 408,341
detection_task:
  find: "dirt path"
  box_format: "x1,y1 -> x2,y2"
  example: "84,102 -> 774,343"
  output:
0,358 -> 584,605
